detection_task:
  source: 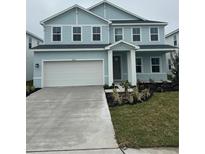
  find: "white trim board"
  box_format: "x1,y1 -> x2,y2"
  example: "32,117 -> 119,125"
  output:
150,56 -> 162,73
32,48 -> 105,52
105,40 -> 140,50
88,0 -> 146,21
112,23 -> 167,26
40,4 -> 111,25
113,27 -> 124,42
51,26 -> 63,43
149,26 -> 160,42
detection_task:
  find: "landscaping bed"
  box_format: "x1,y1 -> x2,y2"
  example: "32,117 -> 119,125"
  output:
109,91 -> 179,148
26,80 -> 41,96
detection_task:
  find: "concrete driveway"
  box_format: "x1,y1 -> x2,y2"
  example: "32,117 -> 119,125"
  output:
27,86 -> 118,152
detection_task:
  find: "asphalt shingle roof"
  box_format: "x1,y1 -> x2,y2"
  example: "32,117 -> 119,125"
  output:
111,20 -> 166,24
32,44 -> 177,50
32,44 -> 109,49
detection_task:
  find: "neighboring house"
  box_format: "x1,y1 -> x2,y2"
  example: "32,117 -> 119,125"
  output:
32,0 -> 177,88
165,28 -> 179,73
26,31 -> 43,81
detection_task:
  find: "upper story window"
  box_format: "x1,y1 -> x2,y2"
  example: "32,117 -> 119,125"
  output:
136,57 -> 143,73
29,37 -> 32,49
52,27 -> 61,41
73,27 -> 82,41
132,28 -> 141,42
37,41 -> 40,46
114,28 -> 123,42
92,27 -> 101,41
151,57 -> 161,73
173,35 -> 177,46
150,27 -> 159,41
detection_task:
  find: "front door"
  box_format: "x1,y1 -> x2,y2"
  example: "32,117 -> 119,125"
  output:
113,56 -> 121,80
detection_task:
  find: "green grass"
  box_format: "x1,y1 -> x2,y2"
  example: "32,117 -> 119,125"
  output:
110,91 -> 179,148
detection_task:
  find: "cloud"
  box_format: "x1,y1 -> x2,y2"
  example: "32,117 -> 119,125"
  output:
26,0 -> 178,38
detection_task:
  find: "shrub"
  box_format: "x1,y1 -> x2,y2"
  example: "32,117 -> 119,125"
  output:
120,80 -> 131,99
112,88 -> 122,105
26,86 -> 30,94
30,86 -> 35,92
132,87 -> 143,103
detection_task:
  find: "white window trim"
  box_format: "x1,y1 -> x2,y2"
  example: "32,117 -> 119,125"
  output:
150,56 -> 162,73
113,27 -> 124,42
136,57 -> 143,73
91,26 -> 102,42
131,27 -> 141,42
149,27 -> 160,42
72,26 -> 83,42
173,34 -> 177,46
51,26 -> 63,42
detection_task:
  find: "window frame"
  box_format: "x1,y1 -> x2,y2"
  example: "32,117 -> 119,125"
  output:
150,56 -> 161,73
149,27 -> 159,42
136,57 -> 143,73
29,37 -> 32,49
72,26 -> 82,42
132,27 -> 141,42
168,59 -> 172,70
51,26 -> 62,42
114,27 -> 124,42
92,26 -> 101,41
173,35 -> 177,46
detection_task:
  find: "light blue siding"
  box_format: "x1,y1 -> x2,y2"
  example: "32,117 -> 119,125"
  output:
112,51 -> 167,82
44,25 -> 109,44
44,8 -> 76,25
110,25 -> 165,45
33,51 -> 109,88
90,3 -> 139,20
44,8 -> 109,44
136,51 -> 167,81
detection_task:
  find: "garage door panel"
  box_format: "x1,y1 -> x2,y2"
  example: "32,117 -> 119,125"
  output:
43,61 -> 103,87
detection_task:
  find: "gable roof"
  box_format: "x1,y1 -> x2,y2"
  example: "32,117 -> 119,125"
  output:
26,31 -> 43,42
105,40 -> 140,50
40,4 -> 111,25
166,28 -> 179,38
88,0 -> 146,21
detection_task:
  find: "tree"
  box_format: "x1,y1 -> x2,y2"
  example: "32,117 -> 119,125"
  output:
170,52 -> 179,83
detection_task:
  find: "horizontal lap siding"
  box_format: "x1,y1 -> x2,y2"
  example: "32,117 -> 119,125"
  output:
33,51 -> 108,88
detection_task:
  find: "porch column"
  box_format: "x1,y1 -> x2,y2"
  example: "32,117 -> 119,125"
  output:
108,50 -> 113,86
129,50 -> 137,85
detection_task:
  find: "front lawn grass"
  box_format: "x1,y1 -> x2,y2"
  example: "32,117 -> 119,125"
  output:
110,91 -> 179,148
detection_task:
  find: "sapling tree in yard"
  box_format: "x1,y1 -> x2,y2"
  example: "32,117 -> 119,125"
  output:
171,52 -> 179,83
120,80 -> 131,99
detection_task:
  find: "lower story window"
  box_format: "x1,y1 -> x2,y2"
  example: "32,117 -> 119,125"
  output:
136,58 -> 142,73
151,57 -> 160,73
168,59 -> 172,70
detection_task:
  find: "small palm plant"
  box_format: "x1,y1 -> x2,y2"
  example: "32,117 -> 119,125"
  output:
132,87 -> 143,103
120,80 -> 131,99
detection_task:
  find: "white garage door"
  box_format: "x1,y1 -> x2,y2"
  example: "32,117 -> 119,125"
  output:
43,60 -> 103,87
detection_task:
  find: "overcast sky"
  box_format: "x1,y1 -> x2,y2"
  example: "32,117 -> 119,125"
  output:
26,0 -> 178,39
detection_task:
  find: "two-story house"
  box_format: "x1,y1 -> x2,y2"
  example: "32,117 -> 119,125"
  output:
165,28 -> 179,73
26,31 -> 43,81
32,0 -> 177,88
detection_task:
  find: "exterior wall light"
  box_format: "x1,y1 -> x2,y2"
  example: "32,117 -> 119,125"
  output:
35,63 -> 40,68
